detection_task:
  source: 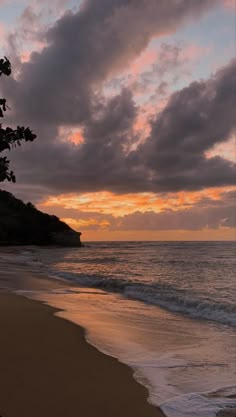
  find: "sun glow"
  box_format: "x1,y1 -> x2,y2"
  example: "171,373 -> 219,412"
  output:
39,186 -> 236,217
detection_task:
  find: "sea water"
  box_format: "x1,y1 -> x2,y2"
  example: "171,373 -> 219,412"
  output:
4,241 -> 236,417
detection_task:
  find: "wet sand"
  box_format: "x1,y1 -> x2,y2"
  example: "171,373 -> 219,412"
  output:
0,291 -> 164,417
217,411 -> 236,417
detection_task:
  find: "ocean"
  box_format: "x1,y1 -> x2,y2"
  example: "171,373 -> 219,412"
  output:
3,241 -> 236,417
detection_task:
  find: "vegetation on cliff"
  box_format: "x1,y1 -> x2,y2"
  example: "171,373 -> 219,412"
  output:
0,57 -> 36,183
0,190 -> 81,246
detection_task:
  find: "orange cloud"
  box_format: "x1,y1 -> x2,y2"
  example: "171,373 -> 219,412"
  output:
61,217 -> 111,231
39,186 -> 236,218
41,191 -> 162,216
20,51 -> 31,63
68,130 -> 85,145
68,228 -> 236,242
58,126 -> 85,146
38,187 -> 236,241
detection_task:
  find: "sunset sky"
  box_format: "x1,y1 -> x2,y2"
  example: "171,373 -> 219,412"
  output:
1,0 -> 235,241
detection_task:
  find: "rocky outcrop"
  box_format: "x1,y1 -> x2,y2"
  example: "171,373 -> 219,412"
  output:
51,230 -> 82,247
0,190 -> 82,246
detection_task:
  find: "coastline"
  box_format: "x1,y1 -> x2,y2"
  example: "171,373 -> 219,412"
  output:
0,291 -> 165,417
0,246 -> 235,417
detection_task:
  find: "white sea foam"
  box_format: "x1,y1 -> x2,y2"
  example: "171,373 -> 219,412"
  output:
160,386 -> 236,417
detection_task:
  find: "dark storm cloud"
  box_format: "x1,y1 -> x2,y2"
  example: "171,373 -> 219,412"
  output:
3,0 -> 219,125
3,58 -> 236,198
133,58 -> 236,191
5,88 -> 138,194
3,0 -> 235,199
114,203 -> 236,231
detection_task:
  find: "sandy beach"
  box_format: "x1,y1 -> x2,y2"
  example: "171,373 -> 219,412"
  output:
0,291 -> 164,417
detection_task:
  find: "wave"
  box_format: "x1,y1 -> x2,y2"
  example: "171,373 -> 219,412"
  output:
75,256 -> 119,264
50,271 -> 236,327
160,386 -> 236,417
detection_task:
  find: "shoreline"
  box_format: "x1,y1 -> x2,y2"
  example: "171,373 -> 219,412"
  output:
0,291 -> 165,417
0,247 -> 235,417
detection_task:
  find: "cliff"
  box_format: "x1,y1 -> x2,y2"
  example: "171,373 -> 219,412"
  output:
0,190 -> 82,246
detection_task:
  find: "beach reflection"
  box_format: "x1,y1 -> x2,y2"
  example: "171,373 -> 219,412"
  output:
30,287 -> 236,413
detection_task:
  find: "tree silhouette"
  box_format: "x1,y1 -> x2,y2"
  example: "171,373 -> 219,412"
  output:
0,57 -> 36,182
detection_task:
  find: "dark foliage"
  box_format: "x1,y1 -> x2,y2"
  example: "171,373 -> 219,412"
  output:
0,57 -> 36,182
0,190 -> 81,245
0,56 -> 11,77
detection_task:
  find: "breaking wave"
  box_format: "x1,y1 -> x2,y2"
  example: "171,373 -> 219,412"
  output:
51,271 -> 236,327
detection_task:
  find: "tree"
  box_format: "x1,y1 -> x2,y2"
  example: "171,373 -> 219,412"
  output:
0,57 -> 36,182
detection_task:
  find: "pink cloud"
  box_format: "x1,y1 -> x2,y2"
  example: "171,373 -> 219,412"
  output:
182,43 -> 211,62
20,51 -> 31,63
223,0 -> 236,9
20,41 -> 47,63
0,23 -> 4,36
131,47 -> 157,76
206,136 -> 236,162
0,22 -> 7,46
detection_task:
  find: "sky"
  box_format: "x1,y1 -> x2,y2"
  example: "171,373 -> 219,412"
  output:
0,0 -> 236,241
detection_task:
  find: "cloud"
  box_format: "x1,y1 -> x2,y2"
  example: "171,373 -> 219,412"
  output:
3,0 -> 234,200
3,58 -> 236,199
223,0 -> 236,9
37,189 -> 236,232
135,58 -> 236,191
3,88 -> 138,193
38,187 -> 234,216
125,42 -> 190,100
3,0 -> 220,124
115,203 -> 236,231
142,43 -> 187,82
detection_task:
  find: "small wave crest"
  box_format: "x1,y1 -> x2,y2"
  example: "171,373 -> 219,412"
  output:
53,272 -> 128,291
50,271 -> 236,327
125,285 -> 236,327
